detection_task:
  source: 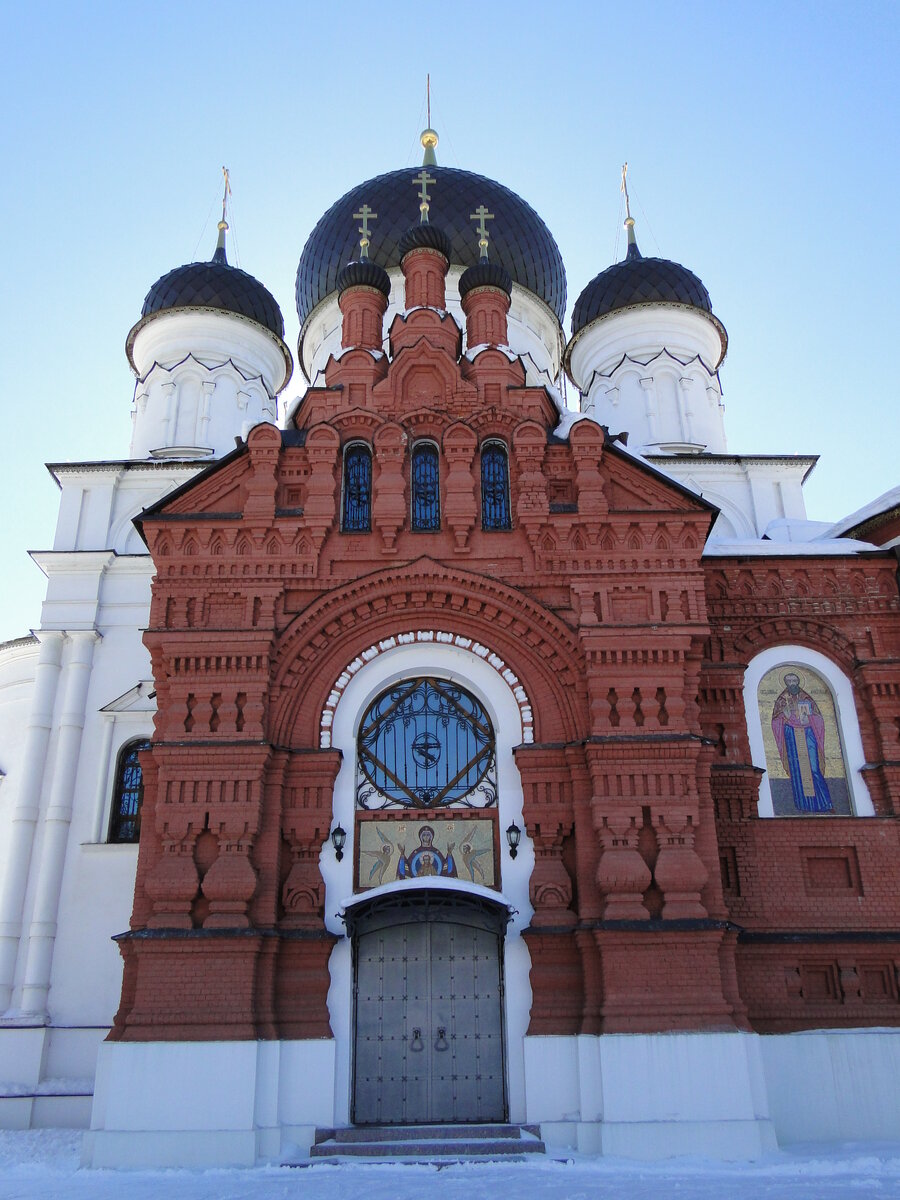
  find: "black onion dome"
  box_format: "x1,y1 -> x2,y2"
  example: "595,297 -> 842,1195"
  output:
140,257 -> 285,339
296,166 -> 566,329
571,250 -> 713,336
337,259 -> 391,297
398,222 -> 453,261
459,260 -> 512,298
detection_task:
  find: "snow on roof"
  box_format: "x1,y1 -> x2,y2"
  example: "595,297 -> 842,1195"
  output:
827,484 -> 900,538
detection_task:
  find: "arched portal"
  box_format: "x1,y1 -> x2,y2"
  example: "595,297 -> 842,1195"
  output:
344,888 -> 511,1125
319,636 -> 535,1128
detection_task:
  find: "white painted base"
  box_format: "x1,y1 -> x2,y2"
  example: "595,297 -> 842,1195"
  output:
0,1023 -> 107,1130
83,1038 -> 335,1168
526,1029 -> 900,1159
80,1027 -> 900,1167
526,1032 -> 776,1160
759,1028 -> 900,1144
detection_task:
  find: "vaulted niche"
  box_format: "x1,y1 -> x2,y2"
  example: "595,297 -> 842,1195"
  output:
354,678 -> 500,892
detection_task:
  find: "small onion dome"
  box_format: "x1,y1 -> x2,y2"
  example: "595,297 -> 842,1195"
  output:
459,260 -> 512,299
126,223 -> 292,387
139,253 -> 284,340
336,258 -> 391,298
398,222 -> 452,261
572,251 -> 714,335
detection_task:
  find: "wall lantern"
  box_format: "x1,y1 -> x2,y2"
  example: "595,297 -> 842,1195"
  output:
506,821 -> 521,860
331,824 -> 347,862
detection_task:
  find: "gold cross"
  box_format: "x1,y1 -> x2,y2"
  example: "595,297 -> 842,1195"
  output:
470,204 -> 494,258
620,162 -> 632,221
412,168 -> 436,222
353,203 -> 377,258
221,166 -> 231,224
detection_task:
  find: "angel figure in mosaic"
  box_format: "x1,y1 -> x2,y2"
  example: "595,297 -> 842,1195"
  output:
360,826 -> 394,886
460,841 -> 491,882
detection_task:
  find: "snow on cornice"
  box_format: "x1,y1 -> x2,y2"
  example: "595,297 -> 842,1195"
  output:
703,537 -> 880,557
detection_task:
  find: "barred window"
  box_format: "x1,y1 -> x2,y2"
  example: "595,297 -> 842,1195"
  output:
411,442 -> 440,531
342,443 -> 372,532
108,739 -> 150,843
481,442 -> 511,530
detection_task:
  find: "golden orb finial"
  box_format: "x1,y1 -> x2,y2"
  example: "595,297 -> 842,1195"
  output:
421,127 -> 439,166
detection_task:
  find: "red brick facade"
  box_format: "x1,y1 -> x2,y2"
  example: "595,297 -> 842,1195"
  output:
112,243 -> 900,1043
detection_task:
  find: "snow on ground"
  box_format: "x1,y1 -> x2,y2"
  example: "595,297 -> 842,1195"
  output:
3,1131 -> 900,1200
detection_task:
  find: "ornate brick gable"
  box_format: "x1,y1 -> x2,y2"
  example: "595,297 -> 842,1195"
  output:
116,232 -> 900,1046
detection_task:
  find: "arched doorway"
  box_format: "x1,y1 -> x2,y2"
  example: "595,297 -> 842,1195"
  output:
345,889 -> 510,1125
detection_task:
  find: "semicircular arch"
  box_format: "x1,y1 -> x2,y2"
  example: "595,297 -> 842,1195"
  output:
270,558 -> 586,746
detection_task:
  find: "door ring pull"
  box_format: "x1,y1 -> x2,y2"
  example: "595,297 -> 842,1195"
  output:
435,1027 -> 449,1052
410,1028 -> 424,1052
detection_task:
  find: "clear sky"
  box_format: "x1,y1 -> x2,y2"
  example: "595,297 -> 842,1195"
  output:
1,0 -> 898,639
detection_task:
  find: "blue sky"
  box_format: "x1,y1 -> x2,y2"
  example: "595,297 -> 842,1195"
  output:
1,0 -> 898,637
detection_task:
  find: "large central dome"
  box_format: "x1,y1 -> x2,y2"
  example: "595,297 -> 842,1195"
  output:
295,165 -> 566,331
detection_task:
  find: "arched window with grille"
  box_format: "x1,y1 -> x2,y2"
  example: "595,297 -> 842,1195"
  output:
342,443 -> 372,532
108,738 -> 150,843
481,441 -> 511,531
411,442 -> 440,531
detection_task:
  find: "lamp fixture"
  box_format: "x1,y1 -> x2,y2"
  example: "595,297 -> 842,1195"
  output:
331,824 -> 347,862
506,821 -> 521,859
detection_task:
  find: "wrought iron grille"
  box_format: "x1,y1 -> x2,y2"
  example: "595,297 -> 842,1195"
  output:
481,442 -> 511,530
108,739 -> 150,843
342,444 -> 372,532
411,443 -> 440,531
357,678 -> 496,809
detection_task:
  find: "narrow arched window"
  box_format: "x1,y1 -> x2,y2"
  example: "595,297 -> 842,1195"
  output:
342,443 -> 372,532
411,442 -> 440,531
481,441 -> 511,530
108,739 -> 151,843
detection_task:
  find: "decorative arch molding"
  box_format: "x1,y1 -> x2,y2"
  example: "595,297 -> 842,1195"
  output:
742,643 -> 874,818
733,618 -> 857,673
318,630 -> 534,749
270,556 -> 586,746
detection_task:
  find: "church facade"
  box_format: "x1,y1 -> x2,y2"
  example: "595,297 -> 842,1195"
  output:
2,136 -> 900,1167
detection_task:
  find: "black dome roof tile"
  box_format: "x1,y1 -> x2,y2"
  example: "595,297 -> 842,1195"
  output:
398,222 -> 453,260
572,253 -> 713,336
297,166 -> 566,328
459,260 -> 512,298
141,259 -> 285,339
337,259 -> 392,297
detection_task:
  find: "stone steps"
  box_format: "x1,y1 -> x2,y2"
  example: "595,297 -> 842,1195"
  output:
291,1123 -> 547,1165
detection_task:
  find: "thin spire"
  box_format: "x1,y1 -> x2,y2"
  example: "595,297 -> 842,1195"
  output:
470,204 -> 494,263
214,165 -> 231,264
420,74 -> 439,166
353,203 -> 377,259
620,162 -> 640,261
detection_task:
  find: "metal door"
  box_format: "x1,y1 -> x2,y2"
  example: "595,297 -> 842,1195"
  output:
352,903 -> 506,1124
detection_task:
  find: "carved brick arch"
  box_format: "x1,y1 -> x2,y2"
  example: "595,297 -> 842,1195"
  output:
269,558 -> 587,748
470,407 -> 520,438
734,618 -> 857,674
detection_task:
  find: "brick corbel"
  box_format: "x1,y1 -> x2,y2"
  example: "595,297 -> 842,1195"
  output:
442,422 -> 478,553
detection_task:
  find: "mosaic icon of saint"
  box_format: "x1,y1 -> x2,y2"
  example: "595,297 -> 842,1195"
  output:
396,825 -> 458,879
771,672 -> 832,812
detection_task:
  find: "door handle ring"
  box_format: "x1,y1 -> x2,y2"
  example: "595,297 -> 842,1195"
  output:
410,1027 -> 424,1052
